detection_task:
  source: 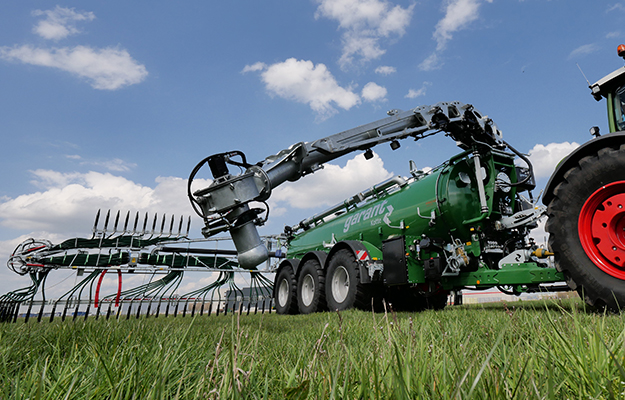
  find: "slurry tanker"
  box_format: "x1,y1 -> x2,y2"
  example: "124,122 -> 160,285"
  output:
4,45 -> 625,322
190,44 -> 625,314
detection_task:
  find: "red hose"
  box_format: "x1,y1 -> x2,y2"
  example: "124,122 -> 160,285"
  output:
94,269 -> 107,308
94,268 -> 123,308
116,269 -> 122,307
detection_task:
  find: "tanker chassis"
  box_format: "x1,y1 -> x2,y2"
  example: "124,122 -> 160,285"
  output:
190,45 -> 625,314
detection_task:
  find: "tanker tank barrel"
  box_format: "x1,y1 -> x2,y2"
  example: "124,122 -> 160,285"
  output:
291,175 -> 408,232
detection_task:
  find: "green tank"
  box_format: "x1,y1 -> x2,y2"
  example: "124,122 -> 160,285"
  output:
275,145 -> 557,314
288,149 -> 519,261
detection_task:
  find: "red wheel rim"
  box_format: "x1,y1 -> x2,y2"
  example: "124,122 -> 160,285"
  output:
579,181 -> 625,279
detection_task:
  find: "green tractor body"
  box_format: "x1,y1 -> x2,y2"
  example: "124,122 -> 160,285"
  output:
590,53 -> 625,134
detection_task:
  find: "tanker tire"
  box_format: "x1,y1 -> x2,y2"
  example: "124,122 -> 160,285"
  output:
325,249 -> 371,311
546,144 -> 625,312
274,266 -> 298,315
297,259 -> 326,314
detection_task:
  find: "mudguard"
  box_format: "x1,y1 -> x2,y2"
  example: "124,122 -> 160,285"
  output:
297,251 -> 328,276
277,258 -> 300,275
326,240 -> 383,284
543,131 -> 625,205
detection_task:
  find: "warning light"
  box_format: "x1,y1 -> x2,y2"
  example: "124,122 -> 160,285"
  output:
476,280 -> 481,285
618,44 -> 625,60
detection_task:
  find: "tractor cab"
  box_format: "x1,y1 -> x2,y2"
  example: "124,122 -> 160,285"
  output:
590,44 -> 625,133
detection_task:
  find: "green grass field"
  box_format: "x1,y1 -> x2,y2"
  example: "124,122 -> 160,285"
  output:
1,298 -> 624,399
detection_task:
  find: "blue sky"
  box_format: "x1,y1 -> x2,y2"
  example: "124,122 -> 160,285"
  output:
0,0 -> 624,294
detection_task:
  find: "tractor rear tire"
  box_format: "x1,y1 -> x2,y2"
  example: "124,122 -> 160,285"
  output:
325,249 -> 371,311
297,259 -> 326,314
274,266 -> 298,314
546,145 -> 625,312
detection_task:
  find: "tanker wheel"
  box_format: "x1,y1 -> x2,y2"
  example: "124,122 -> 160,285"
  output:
325,249 -> 371,311
297,259 -> 326,314
546,145 -> 625,311
274,265 -> 298,314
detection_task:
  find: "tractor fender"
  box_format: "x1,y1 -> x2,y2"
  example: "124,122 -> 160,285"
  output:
543,131 -> 625,205
326,240 -> 382,284
296,251 -> 328,276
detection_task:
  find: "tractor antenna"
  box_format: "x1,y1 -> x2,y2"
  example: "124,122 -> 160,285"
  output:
576,63 -> 591,87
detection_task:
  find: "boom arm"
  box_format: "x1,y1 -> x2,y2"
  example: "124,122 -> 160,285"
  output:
189,101 -> 504,268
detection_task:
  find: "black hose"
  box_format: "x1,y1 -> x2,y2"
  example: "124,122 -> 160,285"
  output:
501,138 -> 535,188
187,156 -> 213,219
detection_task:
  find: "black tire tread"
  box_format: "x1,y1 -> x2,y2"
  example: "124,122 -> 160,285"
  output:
547,145 -> 625,312
274,266 -> 298,315
296,259 -> 327,314
325,249 -> 372,311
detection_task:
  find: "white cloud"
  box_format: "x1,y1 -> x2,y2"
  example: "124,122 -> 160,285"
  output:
315,0 -> 414,69
606,31 -> 621,39
0,45 -> 148,90
0,171 -> 211,234
243,58 -> 360,119
86,158 -> 137,172
419,52 -> 442,71
405,81 -> 431,98
434,0 -> 482,51
521,142 -> 580,179
339,32 -> 386,67
241,62 -> 266,73
361,82 -> 387,102
568,44 -> 600,60
374,65 -> 396,75
607,3 -> 625,12
270,152 -> 393,209
32,5 -> 95,40
93,159 -> 136,172
421,0 -> 490,71
65,155 -> 137,172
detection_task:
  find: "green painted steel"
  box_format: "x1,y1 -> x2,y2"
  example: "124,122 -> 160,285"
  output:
608,92 -> 618,133
286,146 -> 558,289
441,263 -> 565,289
